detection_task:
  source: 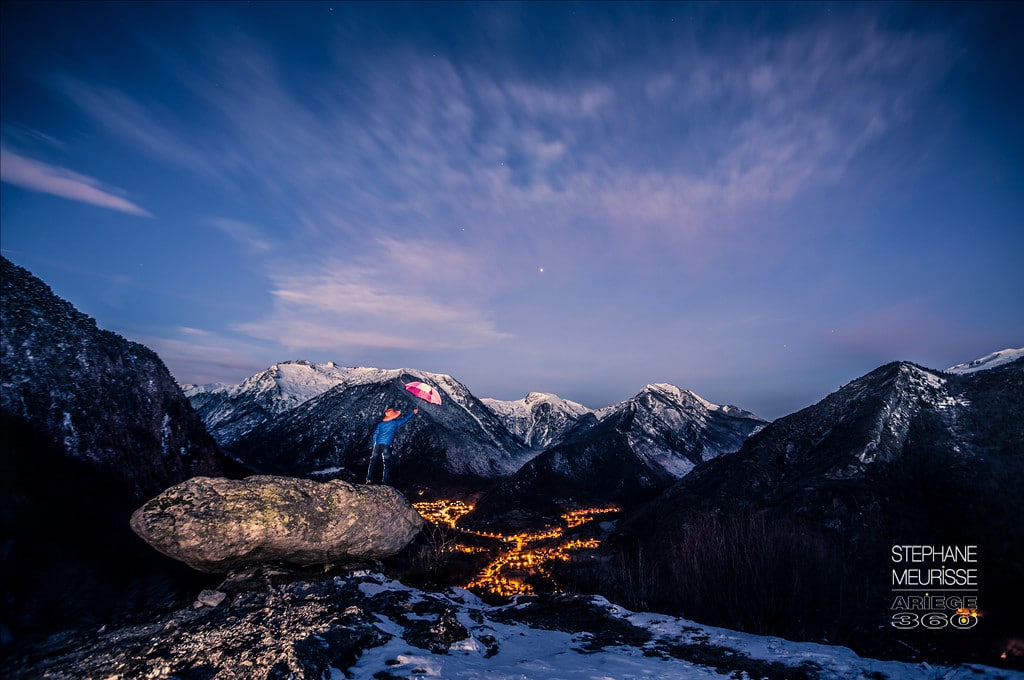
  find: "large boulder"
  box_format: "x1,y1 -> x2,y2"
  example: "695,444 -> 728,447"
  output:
130,476 -> 424,572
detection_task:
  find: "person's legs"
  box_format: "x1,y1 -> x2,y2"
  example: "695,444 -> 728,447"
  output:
379,444 -> 393,485
366,443 -> 385,483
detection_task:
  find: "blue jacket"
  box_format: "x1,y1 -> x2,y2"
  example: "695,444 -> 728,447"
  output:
372,412 -> 415,445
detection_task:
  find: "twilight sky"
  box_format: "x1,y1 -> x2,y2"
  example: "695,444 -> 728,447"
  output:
2,1 -> 1022,419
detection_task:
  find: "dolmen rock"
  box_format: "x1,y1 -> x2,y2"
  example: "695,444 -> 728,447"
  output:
130,476 -> 424,573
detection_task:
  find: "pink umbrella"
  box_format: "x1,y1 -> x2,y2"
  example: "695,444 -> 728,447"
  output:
404,381 -> 442,405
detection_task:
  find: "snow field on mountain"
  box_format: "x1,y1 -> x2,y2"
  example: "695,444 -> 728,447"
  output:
251,361 -> 352,401
946,348 -> 1024,375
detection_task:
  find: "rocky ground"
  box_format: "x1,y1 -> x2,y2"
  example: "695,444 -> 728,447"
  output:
4,567 -> 1017,680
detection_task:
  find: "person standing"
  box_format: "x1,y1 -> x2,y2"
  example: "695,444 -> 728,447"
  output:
365,407 -> 417,485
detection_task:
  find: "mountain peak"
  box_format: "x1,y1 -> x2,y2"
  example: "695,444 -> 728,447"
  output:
234,360 -> 355,402
945,347 -> 1024,375
480,392 -> 591,450
635,383 -> 716,410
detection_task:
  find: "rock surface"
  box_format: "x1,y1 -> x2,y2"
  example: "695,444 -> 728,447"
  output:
131,476 -> 424,572
6,569 -> 1010,680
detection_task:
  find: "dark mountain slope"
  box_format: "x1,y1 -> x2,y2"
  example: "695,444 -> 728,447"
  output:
1,256 -> 224,500
0,257 -> 227,647
460,406 -> 674,530
462,384 -> 766,530
603,359 -> 1024,665
226,368 -> 534,494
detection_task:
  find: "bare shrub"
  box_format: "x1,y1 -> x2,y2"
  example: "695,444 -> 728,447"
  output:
656,511 -> 863,640
573,510 -> 868,644
384,522 -> 499,591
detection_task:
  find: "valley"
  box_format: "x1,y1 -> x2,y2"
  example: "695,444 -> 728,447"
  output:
413,499 -> 619,597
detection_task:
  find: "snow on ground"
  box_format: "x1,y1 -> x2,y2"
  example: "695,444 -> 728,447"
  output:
340,574 -> 1019,680
10,568 -> 1018,679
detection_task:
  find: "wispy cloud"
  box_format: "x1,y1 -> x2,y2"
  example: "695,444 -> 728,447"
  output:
0,123 -> 66,150
55,16 -> 944,251
57,79 -> 222,184
209,218 -> 275,253
235,238 -> 512,353
49,10 -> 952,366
504,81 -> 616,118
139,327 -> 277,386
0,148 -> 152,217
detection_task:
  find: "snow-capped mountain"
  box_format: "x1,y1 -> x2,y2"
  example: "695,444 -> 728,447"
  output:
597,383 -> 766,477
190,365 -> 595,454
610,358 -> 1024,661
462,383 -> 767,529
623,359 -> 1023,525
190,363 -> 768,510
221,367 -> 538,487
183,360 -> 361,446
481,392 -> 591,449
946,347 -> 1024,374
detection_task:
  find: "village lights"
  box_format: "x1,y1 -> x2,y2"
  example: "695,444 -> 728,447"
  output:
413,500 -> 619,597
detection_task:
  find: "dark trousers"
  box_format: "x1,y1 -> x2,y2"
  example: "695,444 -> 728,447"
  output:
366,443 -> 393,484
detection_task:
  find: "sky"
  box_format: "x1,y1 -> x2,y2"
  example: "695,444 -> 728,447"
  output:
2,1 -> 1022,420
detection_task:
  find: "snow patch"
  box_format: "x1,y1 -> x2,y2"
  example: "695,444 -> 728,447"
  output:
308,466 -> 345,477
160,413 -> 172,457
338,574 -> 1008,680
946,347 -> 1024,374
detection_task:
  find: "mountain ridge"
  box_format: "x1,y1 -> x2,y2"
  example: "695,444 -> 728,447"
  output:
186,360 -> 769,507
0,255 -> 228,644
460,381 -> 768,529
1,256 -> 225,499
601,357 -> 1024,663
481,391 -> 591,450
219,366 -> 535,488
185,345 -> 1018,460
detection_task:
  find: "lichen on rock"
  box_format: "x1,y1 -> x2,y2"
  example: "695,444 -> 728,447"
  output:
130,476 -> 424,572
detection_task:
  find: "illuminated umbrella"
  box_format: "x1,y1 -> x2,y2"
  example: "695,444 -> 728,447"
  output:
404,381 -> 442,405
